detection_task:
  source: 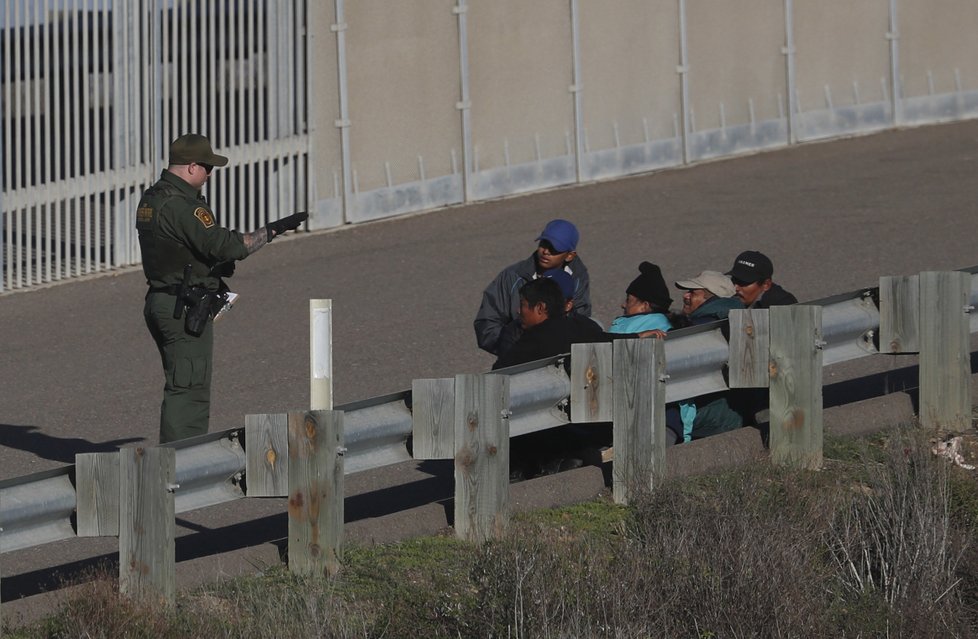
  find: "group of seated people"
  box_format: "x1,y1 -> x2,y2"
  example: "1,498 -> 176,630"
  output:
473,218 -> 798,461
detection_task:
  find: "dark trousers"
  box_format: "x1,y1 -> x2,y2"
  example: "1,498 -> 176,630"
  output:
144,292 -> 214,443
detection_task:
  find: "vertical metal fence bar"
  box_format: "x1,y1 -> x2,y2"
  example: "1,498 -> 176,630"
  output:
569,0 -> 583,183
177,0 -> 186,137
264,0 -> 275,143
95,0 -> 106,272
43,0 -> 53,281
455,0 -> 472,202
257,1 -> 267,224
246,0 -> 255,229
216,0 -> 226,215
53,1 -> 63,280
13,0 -> 23,287
334,0 -> 351,223
783,0 -> 796,144
677,0 -> 691,164
297,0 -> 306,136
207,0 -> 216,141
888,0 -> 901,124
160,0 -> 170,164
190,0 -> 198,134
30,0 -> 41,285
70,3 -> 80,278
82,0 -> 92,274
111,0 -> 124,267
2,0 -> 10,290
286,0 -> 295,136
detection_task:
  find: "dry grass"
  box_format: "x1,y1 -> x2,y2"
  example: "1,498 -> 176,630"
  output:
7,427 -> 978,638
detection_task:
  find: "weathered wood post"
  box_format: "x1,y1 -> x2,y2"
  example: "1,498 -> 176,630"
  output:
769,306 -> 823,469
454,373 -> 510,542
570,342 -> 614,423
119,446 -> 176,605
728,309 -> 771,388
76,452 -> 120,536
612,338 -> 666,505
879,275 -> 920,354
411,378 -> 456,460
918,271 -> 972,430
245,413 -> 289,497
288,410 -> 345,576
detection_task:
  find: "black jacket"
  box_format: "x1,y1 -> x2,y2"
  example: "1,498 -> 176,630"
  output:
492,314 -> 606,370
753,283 -> 797,309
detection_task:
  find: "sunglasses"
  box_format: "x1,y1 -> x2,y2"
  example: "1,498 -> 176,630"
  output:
538,240 -> 568,255
198,162 -> 214,174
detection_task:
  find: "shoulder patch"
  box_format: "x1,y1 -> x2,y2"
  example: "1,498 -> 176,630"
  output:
194,207 -> 215,228
136,207 -> 154,223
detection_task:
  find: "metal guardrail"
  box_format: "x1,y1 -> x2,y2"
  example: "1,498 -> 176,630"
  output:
1,274 -> 974,555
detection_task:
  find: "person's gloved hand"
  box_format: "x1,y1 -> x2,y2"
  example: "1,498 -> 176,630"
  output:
265,212 -> 309,241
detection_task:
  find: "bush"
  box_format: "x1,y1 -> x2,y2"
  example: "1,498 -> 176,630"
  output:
12,429 -> 978,638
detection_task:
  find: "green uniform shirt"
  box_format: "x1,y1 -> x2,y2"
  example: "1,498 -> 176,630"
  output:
136,171 -> 249,291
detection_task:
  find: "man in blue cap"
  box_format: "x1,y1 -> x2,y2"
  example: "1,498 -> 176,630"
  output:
474,218 -> 591,355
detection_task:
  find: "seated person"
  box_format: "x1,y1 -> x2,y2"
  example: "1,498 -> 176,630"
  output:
475,219 -> 591,356
492,277 -> 605,370
727,250 -> 797,309
670,270 -> 745,328
492,276 -> 606,479
608,262 -> 672,334
665,270 -> 745,444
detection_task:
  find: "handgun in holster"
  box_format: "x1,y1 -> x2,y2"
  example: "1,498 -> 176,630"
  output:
173,264 -> 193,320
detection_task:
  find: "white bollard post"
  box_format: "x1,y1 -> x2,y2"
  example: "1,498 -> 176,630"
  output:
310,299 -> 333,410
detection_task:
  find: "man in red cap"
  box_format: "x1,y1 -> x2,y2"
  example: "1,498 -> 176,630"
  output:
137,133 -> 307,443
474,218 -> 591,355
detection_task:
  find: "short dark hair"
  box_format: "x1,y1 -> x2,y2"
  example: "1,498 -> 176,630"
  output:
520,277 -> 566,319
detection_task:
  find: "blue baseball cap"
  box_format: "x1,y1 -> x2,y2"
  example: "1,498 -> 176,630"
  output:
542,268 -> 575,300
535,219 -> 579,253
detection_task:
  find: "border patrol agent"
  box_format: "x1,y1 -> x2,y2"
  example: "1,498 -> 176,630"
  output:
137,134 -> 307,443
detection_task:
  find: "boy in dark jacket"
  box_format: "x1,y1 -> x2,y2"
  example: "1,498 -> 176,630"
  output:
492,277 -> 604,370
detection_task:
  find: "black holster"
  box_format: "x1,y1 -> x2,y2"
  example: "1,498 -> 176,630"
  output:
183,287 -> 229,337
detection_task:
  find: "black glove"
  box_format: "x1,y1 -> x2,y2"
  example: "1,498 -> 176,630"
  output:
265,212 -> 309,241
211,261 -> 235,278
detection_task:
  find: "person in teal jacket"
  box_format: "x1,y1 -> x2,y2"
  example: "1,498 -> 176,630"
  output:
608,262 -> 672,334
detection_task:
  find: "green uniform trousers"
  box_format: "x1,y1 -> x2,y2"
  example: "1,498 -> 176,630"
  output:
144,291 -> 214,443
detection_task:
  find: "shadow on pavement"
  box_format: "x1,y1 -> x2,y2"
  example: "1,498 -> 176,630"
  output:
0,424 -> 144,464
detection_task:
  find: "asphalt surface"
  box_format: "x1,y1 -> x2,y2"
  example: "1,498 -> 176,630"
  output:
2,120 -> 978,609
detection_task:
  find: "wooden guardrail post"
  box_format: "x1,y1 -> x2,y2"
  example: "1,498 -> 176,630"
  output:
570,342 -> 614,422
879,274 -> 920,354
728,309 -> 770,388
245,413 -> 289,497
76,452 -> 120,536
612,338 -> 666,504
288,410 -> 344,577
119,446 -> 176,605
769,306 -> 823,469
454,373 -> 510,542
412,378 -> 456,459
919,271 -> 972,430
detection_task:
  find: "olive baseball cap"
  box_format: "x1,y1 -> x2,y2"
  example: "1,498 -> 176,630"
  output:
168,134 -> 229,167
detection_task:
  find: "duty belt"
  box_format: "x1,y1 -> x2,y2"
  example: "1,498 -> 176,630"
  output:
147,284 -> 180,295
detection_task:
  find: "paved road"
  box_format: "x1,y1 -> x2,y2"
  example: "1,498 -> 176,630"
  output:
2,120 -> 978,605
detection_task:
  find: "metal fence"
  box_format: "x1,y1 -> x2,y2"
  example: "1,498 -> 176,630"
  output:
1,0 -> 308,292
5,1 -> 978,293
